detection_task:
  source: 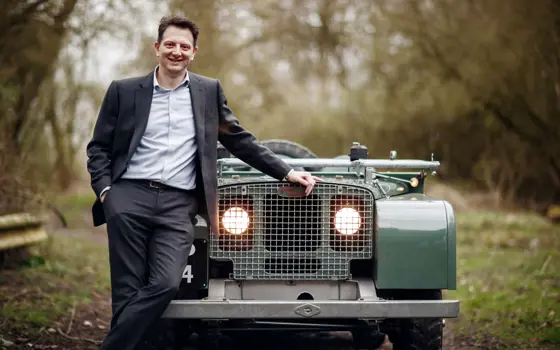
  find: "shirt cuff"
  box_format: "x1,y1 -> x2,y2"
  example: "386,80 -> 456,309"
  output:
283,169 -> 294,181
100,186 -> 111,198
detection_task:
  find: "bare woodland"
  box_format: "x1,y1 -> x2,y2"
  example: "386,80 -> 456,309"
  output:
1,0 -> 559,215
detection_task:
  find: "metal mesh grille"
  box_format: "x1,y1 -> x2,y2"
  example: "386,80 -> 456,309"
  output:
211,182 -> 375,280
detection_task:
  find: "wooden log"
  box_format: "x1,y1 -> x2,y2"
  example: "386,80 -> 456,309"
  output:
0,213 -> 47,251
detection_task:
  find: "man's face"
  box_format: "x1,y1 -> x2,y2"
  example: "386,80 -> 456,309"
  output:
154,26 -> 197,75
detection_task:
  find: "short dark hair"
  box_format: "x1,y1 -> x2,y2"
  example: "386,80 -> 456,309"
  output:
157,15 -> 199,47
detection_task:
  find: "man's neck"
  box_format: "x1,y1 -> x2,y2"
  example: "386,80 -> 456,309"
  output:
156,68 -> 187,90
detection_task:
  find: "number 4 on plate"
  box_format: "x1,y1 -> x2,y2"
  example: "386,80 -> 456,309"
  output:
182,265 -> 193,283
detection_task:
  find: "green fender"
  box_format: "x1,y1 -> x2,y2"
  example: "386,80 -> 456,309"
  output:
374,194 -> 457,290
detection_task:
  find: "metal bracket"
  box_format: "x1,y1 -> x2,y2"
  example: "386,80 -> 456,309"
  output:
372,174 -> 389,199
365,167 -> 374,184
356,278 -> 379,301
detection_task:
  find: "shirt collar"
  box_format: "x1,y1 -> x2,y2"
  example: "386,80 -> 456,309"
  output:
153,65 -> 189,90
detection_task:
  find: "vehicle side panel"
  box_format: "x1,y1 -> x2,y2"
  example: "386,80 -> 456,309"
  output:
444,201 -> 457,290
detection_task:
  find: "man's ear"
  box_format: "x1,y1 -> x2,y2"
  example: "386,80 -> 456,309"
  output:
189,46 -> 198,61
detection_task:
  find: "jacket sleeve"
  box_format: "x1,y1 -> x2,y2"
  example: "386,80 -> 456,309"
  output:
86,80 -> 119,197
216,80 -> 292,180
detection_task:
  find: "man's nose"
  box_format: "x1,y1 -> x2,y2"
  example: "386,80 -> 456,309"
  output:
172,45 -> 181,55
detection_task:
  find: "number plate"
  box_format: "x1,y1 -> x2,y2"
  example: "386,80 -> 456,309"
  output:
178,238 -> 208,296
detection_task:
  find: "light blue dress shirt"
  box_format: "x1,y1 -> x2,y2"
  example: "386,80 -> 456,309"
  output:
103,67 -> 198,197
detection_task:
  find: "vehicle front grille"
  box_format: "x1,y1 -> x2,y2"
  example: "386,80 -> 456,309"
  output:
210,182 -> 375,280
263,193 -> 322,252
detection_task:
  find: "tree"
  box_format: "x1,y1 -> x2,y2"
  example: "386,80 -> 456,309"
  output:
123,0 -> 560,212
0,0 -> 147,213
365,0 -> 560,209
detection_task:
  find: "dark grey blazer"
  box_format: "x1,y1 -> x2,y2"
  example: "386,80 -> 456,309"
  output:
86,71 -> 292,232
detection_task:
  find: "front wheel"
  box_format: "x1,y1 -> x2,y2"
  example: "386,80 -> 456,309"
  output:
388,317 -> 443,350
352,328 -> 389,350
140,319 -> 192,350
378,290 -> 444,350
260,139 -> 322,172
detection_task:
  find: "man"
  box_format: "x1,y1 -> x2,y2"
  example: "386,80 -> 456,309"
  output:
86,15 -> 321,350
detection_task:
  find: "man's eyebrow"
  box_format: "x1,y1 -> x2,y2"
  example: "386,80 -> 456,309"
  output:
163,39 -> 192,45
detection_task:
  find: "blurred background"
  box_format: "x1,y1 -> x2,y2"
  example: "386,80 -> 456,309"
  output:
2,0 -> 560,215
0,0 -> 558,349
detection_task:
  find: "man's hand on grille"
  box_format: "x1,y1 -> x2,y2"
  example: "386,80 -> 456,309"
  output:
286,171 -> 323,196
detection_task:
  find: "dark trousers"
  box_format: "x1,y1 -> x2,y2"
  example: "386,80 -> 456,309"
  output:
100,179 -> 198,350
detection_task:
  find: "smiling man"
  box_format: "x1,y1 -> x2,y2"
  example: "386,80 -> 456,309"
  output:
86,15 -> 321,350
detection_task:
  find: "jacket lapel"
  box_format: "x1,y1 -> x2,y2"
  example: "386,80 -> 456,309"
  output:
188,73 -> 206,155
128,72 -> 154,161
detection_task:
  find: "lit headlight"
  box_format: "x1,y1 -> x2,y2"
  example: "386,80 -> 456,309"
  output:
334,207 -> 361,235
222,207 -> 250,234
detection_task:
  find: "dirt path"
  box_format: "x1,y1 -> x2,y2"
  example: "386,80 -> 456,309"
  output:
35,216 -> 468,350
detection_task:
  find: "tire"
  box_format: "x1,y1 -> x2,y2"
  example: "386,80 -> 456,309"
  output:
230,139 -> 321,172
388,317 -> 443,350
261,139 -> 322,172
378,290 -> 444,350
197,329 -> 235,350
352,328 -> 388,350
140,319 -> 192,350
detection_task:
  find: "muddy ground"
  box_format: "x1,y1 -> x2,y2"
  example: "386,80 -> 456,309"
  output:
0,226 -> 469,350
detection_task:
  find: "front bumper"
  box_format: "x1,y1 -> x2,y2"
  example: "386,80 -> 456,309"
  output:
162,278 -> 460,319
162,299 -> 459,319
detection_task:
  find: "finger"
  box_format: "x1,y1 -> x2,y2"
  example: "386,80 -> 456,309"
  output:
298,177 -> 309,186
309,181 -> 316,192
313,176 -> 324,182
302,174 -> 314,181
303,174 -> 320,182
306,182 -> 316,195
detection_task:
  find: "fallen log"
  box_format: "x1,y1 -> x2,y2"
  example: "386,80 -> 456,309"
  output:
0,213 -> 48,251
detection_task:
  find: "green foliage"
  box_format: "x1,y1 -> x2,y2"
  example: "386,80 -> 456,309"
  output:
54,192 -> 97,228
0,234 -> 109,331
447,211 -> 560,348
122,0 -> 560,213
0,0 -> 147,214
3,0 -> 560,215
